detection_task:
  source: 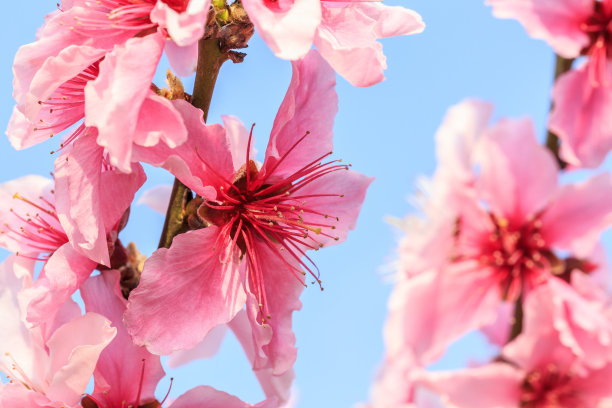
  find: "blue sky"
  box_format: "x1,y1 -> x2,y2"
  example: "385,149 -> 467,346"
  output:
0,1 -> 588,407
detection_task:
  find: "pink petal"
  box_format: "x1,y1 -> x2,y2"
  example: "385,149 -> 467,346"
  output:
11,24 -> 85,112
228,310 -> 294,404
358,3 -> 425,38
133,100 -> 234,200
23,243 -> 97,326
434,99 -> 494,184
169,385 -> 276,408
24,45 -> 103,121
261,50 -> 337,181
8,45 -> 105,150
167,324 -> 228,368
242,0 -> 320,60
480,301 -> 513,347
385,264 -> 500,364
295,169 -> 373,248
549,64 -> 612,168
165,40 -> 199,77
125,227 -> 246,355
487,0 -> 591,58
81,271 -> 165,405
533,278 -> 612,370
315,3 -> 424,87
477,117 -> 558,222
45,313 -> 116,405
84,32 -> 185,172
426,364 -> 522,408
503,286 -> 579,373
0,383 -> 54,407
0,256 -> 38,385
55,130 -> 146,266
150,0 -> 210,47
541,173 -> 612,257
314,7 -> 386,87
133,93 -> 188,149
222,115 -> 257,173
138,184 -> 173,215
244,240 -> 305,376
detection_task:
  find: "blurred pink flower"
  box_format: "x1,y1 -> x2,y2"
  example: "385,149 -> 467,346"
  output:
243,0 -> 424,86
427,282 -> 612,407
488,0 -> 612,167
80,270 -> 165,408
125,50 -> 372,383
384,100 -> 612,367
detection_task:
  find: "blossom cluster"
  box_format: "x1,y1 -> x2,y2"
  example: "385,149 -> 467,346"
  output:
0,0 -> 424,406
364,1 -> 612,407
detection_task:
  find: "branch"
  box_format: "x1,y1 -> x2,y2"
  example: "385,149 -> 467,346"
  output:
544,55 -> 574,170
158,39 -> 229,249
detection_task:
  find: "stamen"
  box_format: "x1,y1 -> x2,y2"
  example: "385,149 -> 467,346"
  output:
134,358 -> 146,407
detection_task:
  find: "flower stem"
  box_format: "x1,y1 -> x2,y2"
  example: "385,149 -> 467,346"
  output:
158,39 -> 229,249
508,55 -> 576,342
544,55 -> 574,169
508,295 -> 523,342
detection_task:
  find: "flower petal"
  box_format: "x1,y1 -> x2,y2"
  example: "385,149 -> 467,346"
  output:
81,271 -> 164,405
261,50 -> 337,181
242,0 -> 320,60
541,173 -> 612,257
549,64 -> 612,168
125,227 -> 246,355
477,117 -> 558,222
45,313 -> 116,405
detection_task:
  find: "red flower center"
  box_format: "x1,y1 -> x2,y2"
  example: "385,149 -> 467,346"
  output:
196,127 -> 348,322
520,364 -> 581,408
473,214 -> 551,300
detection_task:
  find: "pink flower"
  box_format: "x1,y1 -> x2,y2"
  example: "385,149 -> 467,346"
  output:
0,255 -> 116,408
385,100 -> 612,365
42,0 -> 206,75
243,0 -> 424,86
488,0 -> 612,167
79,271 -> 279,408
126,50 -> 372,382
426,283 -> 612,407
80,270 -> 165,408
0,174 -> 139,326
7,0 -> 204,172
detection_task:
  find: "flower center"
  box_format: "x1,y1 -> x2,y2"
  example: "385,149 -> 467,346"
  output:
520,364 -> 580,408
581,0 -> 612,86
476,214 -> 550,300
0,191 -> 68,260
196,127 -> 348,322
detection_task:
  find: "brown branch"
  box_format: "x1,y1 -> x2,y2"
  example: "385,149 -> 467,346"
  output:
508,295 -> 524,342
544,55 -> 574,170
507,55 -> 576,341
158,39 -> 229,249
